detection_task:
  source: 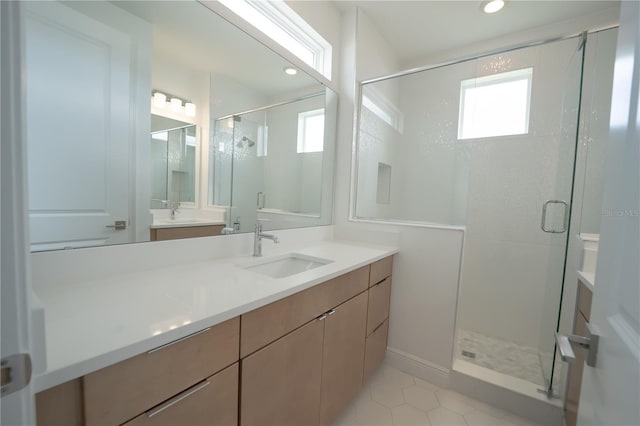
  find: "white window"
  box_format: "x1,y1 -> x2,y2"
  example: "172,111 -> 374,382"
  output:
297,109 -> 325,153
219,0 -> 332,79
458,67 -> 533,140
362,87 -> 404,134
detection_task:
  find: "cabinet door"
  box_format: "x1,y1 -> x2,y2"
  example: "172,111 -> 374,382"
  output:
319,292 -> 368,426
124,363 -> 238,426
241,319 -> 324,426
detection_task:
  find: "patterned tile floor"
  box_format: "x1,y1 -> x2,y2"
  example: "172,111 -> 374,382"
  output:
333,364 -> 543,426
456,329 -> 547,387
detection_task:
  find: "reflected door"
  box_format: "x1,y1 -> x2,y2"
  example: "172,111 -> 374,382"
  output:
25,2 -> 133,250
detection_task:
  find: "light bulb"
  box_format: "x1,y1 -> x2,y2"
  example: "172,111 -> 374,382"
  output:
185,102 -> 196,117
170,97 -> 182,112
284,66 -> 298,76
152,92 -> 166,108
482,0 -> 505,14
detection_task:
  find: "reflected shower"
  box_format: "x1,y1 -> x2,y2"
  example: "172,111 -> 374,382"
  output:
236,136 -> 256,148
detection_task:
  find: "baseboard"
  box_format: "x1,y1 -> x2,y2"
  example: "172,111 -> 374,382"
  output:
384,347 -> 451,388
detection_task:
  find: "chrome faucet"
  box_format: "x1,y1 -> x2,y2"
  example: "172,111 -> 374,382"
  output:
253,222 -> 279,256
169,201 -> 180,220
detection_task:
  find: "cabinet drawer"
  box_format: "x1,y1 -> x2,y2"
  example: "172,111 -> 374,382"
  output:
241,266 -> 369,357
363,319 -> 389,384
577,282 -> 593,320
84,317 -> 240,425
366,277 -> 391,336
124,363 -> 238,426
369,256 -> 393,287
151,225 -> 224,241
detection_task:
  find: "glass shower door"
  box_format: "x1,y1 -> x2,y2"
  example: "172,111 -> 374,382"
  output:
539,35 -> 587,394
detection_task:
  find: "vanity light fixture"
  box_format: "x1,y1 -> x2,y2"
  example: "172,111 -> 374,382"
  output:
284,66 -> 298,76
482,0 -> 505,14
152,91 -> 197,118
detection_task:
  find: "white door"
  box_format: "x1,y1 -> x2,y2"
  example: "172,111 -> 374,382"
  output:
24,1 -> 133,251
1,1 -> 35,424
578,2 -> 640,425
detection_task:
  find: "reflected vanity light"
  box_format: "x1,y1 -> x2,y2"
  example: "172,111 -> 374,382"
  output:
152,92 -> 167,108
481,0 -> 505,13
170,97 -> 182,112
152,91 -> 196,117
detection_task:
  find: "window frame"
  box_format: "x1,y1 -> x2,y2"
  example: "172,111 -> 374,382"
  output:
218,0 -> 332,79
458,67 -> 533,140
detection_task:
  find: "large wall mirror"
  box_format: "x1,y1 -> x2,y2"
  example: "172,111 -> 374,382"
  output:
24,0 -> 336,251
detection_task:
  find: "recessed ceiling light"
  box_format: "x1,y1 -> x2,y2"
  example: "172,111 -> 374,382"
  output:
284,66 -> 298,76
482,0 -> 505,14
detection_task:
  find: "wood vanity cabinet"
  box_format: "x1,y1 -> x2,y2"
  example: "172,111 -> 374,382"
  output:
240,256 -> 393,426
35,255 -> 395,426
150,224 -> 224,241
36,317 -> 239,426
565,281 -> 593,426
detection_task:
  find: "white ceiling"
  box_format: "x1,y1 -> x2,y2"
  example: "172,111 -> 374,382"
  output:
337,0 -> 620,65
111,1 -> 321,98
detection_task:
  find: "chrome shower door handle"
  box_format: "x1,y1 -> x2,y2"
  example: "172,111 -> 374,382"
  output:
541,200 -> 569,233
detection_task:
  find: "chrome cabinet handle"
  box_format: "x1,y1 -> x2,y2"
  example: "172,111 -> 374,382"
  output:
146,327 -> 211,354
146,380 -> 210,418
541,200 -> 569,233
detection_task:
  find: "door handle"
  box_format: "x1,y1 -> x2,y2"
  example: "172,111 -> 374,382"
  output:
1,353 -> 32,397
555,322 -> 600,367
105,220 -> 126,230
541,200 -> 569,233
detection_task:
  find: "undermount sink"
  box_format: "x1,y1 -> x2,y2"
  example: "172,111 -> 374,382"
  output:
241,253 -> 333,278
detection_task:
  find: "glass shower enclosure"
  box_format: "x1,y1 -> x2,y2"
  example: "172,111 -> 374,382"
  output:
354,35 -> 587,394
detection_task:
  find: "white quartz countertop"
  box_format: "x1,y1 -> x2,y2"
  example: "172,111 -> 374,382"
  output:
33,240 -> 397,392
577,270 -> 595,292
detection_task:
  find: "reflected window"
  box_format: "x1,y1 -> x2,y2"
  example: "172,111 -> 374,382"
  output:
297,108 -> 324,153
458,68 -> 533,140
219,0 -> 332,79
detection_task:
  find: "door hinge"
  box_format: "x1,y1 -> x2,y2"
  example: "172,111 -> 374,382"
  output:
1,353 -> 32,397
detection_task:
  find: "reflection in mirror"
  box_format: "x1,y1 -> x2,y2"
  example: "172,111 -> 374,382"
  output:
150,116 -> 197,209
24,0 -> 336,251
215,92 -> 332,233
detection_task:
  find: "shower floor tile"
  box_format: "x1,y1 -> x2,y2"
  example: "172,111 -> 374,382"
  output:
456,329 -> 546,387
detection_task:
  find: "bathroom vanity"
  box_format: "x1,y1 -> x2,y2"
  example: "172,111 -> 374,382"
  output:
149,223 -> 225,241
32,240 -> 395,426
